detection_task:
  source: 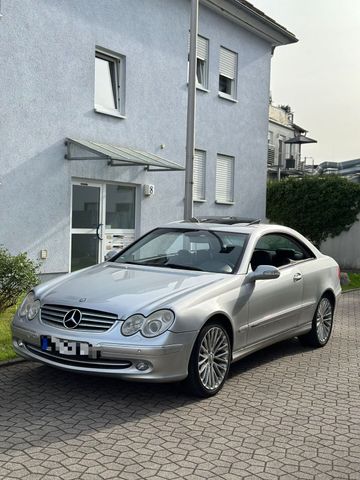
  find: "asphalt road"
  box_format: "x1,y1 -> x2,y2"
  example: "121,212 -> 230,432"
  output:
1,292 -> 360,480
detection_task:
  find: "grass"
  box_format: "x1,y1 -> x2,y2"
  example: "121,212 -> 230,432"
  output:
342,272 -> 360,292
0,302 -> 18,362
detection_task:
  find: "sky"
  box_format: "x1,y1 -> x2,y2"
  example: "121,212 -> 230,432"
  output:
253,0 -> 360,164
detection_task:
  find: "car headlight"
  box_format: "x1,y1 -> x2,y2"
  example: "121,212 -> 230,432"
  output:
121,314 -> 144,336
121,310 -> 175,338
19,292 -> 40,320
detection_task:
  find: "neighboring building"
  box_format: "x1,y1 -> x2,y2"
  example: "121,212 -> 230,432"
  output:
267,104 -> 316,180
0,0 -> 296,277
316,159 -> 360,183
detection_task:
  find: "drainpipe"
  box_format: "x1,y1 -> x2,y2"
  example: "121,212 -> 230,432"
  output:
184,0 -> 198,221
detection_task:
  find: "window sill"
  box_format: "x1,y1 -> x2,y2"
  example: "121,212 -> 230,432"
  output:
218,93 -> 238,103
215,200 -> 235,205
194,199 -> 207,203
94,106 -> 126,119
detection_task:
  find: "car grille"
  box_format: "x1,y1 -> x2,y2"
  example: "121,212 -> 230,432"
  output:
25,344 -> 132,369
41,304 -> 118,332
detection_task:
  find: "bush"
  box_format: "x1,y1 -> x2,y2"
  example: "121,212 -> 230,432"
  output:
267,176 -> 360,247
0,247 -> 39,314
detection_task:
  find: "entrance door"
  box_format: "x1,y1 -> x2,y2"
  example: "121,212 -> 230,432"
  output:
71,182 -> 136,272
71,183 -> 102,272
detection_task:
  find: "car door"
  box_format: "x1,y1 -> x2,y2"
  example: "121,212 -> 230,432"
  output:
245,234 -> 304,347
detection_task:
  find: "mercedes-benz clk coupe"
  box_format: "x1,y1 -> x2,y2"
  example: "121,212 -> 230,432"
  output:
12,218 -> 341,397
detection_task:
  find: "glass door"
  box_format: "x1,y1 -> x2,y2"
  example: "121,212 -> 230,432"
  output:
71,183 -> 103,272
103,185 -> 136,256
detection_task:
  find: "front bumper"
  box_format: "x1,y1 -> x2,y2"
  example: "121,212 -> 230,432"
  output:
12,318 -> 198,382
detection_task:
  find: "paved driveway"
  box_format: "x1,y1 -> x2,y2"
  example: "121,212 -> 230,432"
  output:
1,292 -> 360,480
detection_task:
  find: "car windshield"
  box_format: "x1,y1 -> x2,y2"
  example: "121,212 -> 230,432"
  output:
113,228 -> 248,274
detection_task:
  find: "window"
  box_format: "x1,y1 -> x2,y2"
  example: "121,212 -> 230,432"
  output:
193,150 -> 206,201
219,47 -> 237,99
106,185 -> 135,229
188,34 -> 209,90
216,154 -> 234,204
252,233 -> 315,269
95,48 -> 125,117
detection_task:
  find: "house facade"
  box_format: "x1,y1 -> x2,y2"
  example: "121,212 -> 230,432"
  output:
0,0 -> 296,277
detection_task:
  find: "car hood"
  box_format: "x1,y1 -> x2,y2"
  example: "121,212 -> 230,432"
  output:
37,263 -> 227,318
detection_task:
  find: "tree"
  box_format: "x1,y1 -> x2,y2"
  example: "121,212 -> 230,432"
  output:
266,176 -> 360,247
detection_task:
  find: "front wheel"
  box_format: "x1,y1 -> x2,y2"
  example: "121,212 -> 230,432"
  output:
186,322 -> 231,397
299,295 -> 334,347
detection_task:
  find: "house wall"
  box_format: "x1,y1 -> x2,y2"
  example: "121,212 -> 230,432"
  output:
0,0 -> 272,275
320,217 -> 360,270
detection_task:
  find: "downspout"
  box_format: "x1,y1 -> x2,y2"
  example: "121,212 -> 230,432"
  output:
184,0 -> 198,220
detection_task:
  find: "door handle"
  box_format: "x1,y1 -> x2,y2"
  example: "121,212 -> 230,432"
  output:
96,223 -> 103,241
293,272 -> 302,282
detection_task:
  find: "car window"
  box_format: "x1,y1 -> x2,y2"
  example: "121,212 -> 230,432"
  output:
250,233 -> 315,270
114,228 -> 248,274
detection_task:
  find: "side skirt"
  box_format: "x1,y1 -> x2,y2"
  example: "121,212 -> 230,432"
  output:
232,322 -> 312,363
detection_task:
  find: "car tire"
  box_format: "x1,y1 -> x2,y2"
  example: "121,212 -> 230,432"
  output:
186,322 -> 231,397
299,295 -> 334,348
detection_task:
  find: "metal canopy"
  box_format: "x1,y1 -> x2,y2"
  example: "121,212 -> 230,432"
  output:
65,138 -> 185,172
284,135 -> 317,145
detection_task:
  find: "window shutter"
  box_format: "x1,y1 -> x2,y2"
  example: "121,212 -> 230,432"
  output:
219,47 -> 237,79
268,145 -> 275,165
197,36 -> 208,61
193,150 -> 206,201
188,34 -> 208,61
216,155 -> 234,203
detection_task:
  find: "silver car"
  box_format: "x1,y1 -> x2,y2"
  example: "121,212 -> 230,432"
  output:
12,218 -> 341,397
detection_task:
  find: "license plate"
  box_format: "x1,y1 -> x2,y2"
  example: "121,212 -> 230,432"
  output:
41,336 -> 99,358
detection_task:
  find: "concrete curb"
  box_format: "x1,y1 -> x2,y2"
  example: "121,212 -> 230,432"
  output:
342,288 -> 360,294
0,357 -> 26,369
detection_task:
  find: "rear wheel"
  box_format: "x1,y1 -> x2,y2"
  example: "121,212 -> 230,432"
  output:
186,322 -> 231,397
299,295 -> 334,347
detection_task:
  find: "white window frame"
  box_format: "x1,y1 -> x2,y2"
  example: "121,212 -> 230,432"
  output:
216,154 -> 235,204
218,46 -> 238,101
94,47 -> 126,118
188,34 -> 209,91
193,149 -> 206,202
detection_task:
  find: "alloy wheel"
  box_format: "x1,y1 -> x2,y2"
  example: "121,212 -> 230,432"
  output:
316,297 -> 333,343
198,326 -> 230,391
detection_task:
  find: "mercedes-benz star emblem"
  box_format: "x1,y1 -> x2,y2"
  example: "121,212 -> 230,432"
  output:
63,309 -> 82,329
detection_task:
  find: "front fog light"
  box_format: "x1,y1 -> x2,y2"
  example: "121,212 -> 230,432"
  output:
135,361 -> 150,371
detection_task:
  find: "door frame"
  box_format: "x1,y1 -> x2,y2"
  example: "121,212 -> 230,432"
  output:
69,180 -> 104,273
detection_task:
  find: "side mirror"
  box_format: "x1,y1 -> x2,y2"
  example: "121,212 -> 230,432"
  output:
244,265 -> 280,284
104,249 -> 119,262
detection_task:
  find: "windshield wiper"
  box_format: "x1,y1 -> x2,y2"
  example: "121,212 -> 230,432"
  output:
164,263 -> 203,271
117,261 -> 142,266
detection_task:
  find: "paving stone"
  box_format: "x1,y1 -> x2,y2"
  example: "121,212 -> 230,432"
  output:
1,292 -> 360,479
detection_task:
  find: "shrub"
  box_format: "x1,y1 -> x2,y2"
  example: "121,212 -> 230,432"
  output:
267,176 -> 360,247
0,247 -> 39,314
